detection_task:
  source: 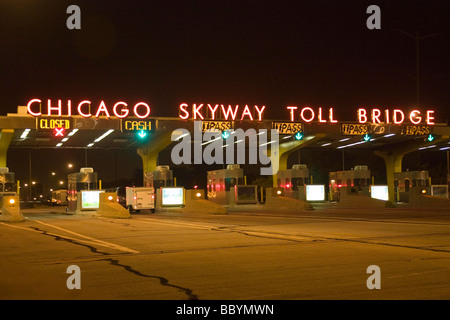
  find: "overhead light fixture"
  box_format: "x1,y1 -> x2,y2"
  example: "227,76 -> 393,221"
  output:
67,129 -> 79,136
201,136 -> 221,146
87,143 -> 94,147
418,145 -> 436,151
20,129 -> 31,139
94,129 -> 114,143
337,140 -> 367,149
56,143 -> 63,147
259,140 -> 276,147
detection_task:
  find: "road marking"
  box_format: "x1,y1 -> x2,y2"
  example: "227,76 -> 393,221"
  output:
0,221 -> 139,254
138,218 -> 217,230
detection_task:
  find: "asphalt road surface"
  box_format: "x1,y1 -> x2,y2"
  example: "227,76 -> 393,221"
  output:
1,204 -> 450,300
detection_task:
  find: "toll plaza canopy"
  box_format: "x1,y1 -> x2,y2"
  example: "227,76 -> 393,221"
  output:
1,102 -> 450,202
2,104 -> 449,151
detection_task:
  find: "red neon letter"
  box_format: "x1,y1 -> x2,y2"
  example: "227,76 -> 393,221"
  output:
27,99 -> 42,116
67,100 -> 72,117
426,110 -> 435,125
207,104 -> 219,120
329,108 -> 338,123
179,103 -> 189,119
47,99 -> 62,117
193,104 -> 204,120
221,105 -> 239,121
385,109 -> 390,123
255,105 -> 265,121
287,106 -> 297,122
95,101 -> 111,118
78,100 -> 92,118
112,102 -> 129,118
409,110 -> 422,124
393,109 -> 404,124
318,108 -> 327,123
300,107 -> 315,122
241,105 -> 253,121
358,108 -> 367,123
133,102 -> 151,119
371,109 -> 381,124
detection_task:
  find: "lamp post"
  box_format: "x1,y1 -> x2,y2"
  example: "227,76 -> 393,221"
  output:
392,29 -> 444,106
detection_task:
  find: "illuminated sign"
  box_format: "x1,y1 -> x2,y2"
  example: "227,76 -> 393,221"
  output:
121,119 -> 154,132
287,107 -> 338,123
401,125 -> 431,136
202,121 -> 233,132
81,190 -> 104,210
179,103 -> 265,121
161,187 -> 185,206
306,185 -> 325,201
357,108 -> 434,125
370,186 -> 389,201
272,122 -> 303,134
341,123 -> 369,135
54,127 -> 65,137
38,118 -> 72,130
27,99 -> 151,119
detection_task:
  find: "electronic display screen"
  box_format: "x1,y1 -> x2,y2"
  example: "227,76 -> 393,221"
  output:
306,185 -> 325,201
161,187 -> 185,206
370,186 -> 389,201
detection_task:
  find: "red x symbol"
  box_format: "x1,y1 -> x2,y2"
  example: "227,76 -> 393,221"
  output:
54,127 -> 65,137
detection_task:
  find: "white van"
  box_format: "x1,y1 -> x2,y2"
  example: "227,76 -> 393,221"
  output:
125,187 -> 155,213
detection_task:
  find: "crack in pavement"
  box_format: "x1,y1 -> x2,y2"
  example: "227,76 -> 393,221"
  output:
29,226 -> 198,300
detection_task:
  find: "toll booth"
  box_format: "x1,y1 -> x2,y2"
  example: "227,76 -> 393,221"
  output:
207,164 -> 244,205
0,167 -> 16,198
51,189 -> 68,206
276,164 -> 310,200
144,165 -> 173,189
329,165 -> 371,202
394,171 -> 430,203
67,167 -> 100,212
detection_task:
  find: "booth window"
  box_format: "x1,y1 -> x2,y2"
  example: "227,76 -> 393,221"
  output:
291,177 -> 304,190
225,177 -> 238,191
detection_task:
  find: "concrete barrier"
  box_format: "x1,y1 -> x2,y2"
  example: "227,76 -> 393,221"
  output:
96,192 -> 131,218
184,190 -> 227,214
0,195 -> 25,222
409,194 -> 450,209
156,189 -> 227,214
264,188 -> 313,211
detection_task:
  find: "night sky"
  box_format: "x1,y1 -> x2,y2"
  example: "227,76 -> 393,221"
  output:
1,0 -> 449,190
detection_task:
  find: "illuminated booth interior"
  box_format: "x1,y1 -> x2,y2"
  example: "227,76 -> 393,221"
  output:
207,164 -> 244,205
329,165 -> 372,202
67,167 -> 101,212
276,164 -> 310,201
394,171 -> 430,203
